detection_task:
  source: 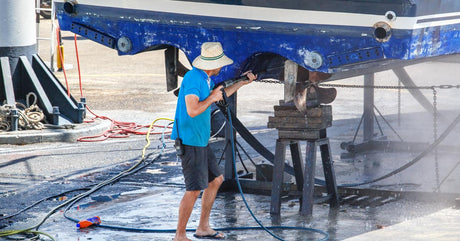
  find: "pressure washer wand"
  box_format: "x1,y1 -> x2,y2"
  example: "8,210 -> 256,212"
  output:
216,70 -> 262,89
215,72 -> 254,107
219,75 -> 250,89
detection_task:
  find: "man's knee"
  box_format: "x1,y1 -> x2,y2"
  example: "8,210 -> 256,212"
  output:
185,190 -> 201,199
210,175 -> 223,187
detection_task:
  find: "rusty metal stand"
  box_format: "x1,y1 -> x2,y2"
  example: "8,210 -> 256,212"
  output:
268,104 -> 339,216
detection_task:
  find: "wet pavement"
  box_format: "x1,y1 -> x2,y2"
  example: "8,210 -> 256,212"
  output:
1,18 -> 460,241
1,131 -> 457,241
2,107 -> 460,240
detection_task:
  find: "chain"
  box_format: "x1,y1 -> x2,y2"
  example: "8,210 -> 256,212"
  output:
432,87 -> 440,191
254,79 -> 284,84
320,83 -> 460,90
254,75 -> 460,90
398,79 -> 401,126
255,78 -> 460,91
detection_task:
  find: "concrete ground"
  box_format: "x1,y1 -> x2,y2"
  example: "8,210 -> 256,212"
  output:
1,18 -> 460,241
344,208 -> 460,241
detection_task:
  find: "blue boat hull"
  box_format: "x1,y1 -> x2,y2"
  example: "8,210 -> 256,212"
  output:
55,0 -> 460,83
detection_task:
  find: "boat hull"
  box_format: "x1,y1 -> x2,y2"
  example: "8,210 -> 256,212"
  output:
55,0 -> 460,82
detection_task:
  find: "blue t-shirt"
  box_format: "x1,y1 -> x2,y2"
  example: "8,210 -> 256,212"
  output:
171,67 -> 215,147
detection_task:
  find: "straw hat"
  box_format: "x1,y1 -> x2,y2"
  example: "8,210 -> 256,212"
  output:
192,42 -> 234,70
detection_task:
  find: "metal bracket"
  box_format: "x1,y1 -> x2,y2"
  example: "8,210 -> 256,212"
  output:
70,22 -> 116,49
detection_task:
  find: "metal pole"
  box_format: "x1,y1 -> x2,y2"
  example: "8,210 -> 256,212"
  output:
224,94 -> 237,180
35,0 -> 41,51
0,0 -> 37,53
363,73 -> 375,142
51,0 -> 56,72
0,0 -> 37,83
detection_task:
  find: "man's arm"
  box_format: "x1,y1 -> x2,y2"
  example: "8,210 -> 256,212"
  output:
223,72 -> 257,97
185,87 -> 223,118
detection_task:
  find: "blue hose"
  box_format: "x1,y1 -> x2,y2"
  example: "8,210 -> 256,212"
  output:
63,96 -> 330,241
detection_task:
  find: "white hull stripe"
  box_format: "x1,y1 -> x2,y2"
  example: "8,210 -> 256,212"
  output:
56,0 -> 460,30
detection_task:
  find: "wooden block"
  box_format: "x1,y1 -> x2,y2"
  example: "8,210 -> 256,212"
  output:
274,110 -> 305,117
307,115 -> 332,124
269,122 -> 330,130
268,117 -> 331,129
306,105 -> 332,118
269,116 -> 307,125
278,130 -> 321,140
274,104 -> 298,111
307,117 -> 324,124
273,105 -> 332,117
268,122 -> 307,129
269,105 -> 332,130
307,121 -> 332,129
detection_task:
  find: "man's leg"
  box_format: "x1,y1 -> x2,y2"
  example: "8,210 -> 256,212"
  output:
174,190 -> 201,241
195,175 -> 224,237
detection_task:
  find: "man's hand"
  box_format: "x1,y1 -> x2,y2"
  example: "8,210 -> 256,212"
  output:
241,71 -> 257,85
222,71 -> 257,98
209,85 -> 224,102
185,86 -> 223,117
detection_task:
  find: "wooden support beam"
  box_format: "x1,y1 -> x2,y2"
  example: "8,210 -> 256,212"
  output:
283,60 -> 297,103
301,140 -> 317,216
270,140 -> 287,215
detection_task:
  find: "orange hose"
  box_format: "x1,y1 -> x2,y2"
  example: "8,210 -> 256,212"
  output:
71,29 -> 172,142
77,106 -> 172,142
74,34 -> 83,98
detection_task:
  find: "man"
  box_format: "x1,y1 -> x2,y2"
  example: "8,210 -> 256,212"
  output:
171,42 -> 256,241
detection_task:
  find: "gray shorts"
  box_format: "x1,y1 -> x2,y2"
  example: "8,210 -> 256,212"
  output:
180,144 -> 222,191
